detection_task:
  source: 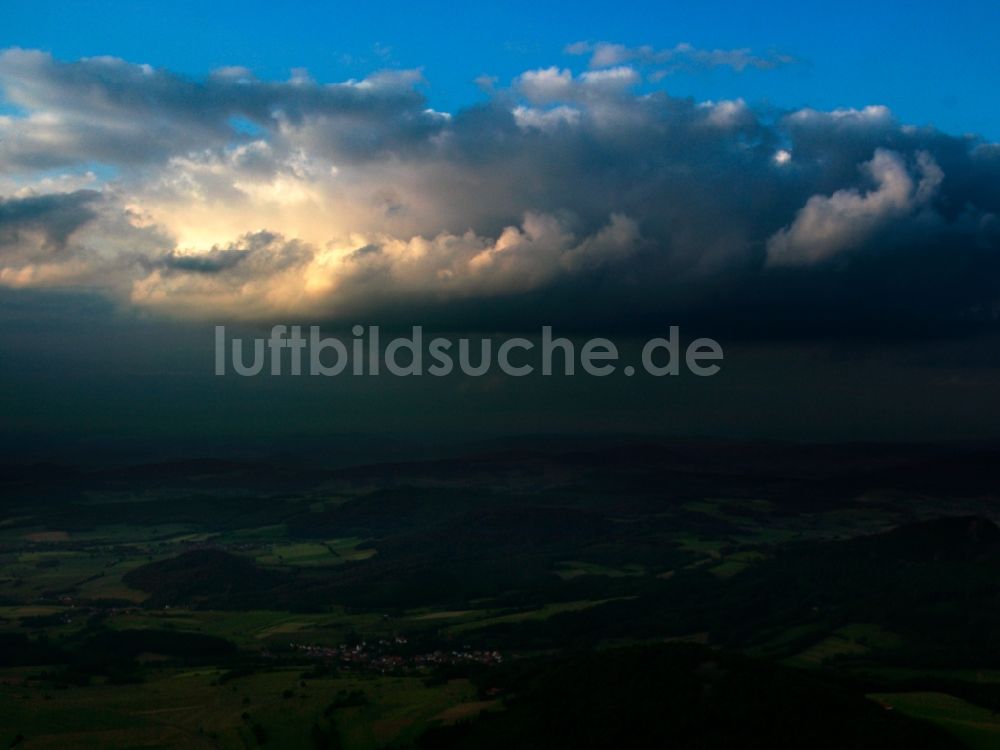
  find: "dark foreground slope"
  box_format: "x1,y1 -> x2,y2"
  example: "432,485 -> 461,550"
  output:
418,644 -> 961,750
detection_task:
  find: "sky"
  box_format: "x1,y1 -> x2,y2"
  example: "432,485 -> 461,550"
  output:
3,0 -> 999,138
1,1 -> 1000,460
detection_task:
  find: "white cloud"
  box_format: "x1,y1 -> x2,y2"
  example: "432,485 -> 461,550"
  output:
579,66 -> 641,91
516,67 -> 574,103
787,105 -> 894,128
512,105 -> 581,131
565,40 -> 796,75
700,99 -> 751,128
767,149 -> 944,266
124,213 -> 641,320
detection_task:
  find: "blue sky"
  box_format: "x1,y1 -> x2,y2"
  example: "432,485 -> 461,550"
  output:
2,0 -> 998,138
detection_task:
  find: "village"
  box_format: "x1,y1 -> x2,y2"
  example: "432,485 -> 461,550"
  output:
289,637 -> 504,674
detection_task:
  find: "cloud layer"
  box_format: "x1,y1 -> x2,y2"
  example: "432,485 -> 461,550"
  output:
2,47 -> 1000,335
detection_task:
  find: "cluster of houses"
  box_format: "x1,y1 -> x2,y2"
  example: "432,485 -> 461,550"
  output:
291,637 -> 503,673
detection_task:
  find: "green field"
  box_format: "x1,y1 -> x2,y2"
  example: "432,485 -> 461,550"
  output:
0,667 -> 482,749
869,692 -> 1000,750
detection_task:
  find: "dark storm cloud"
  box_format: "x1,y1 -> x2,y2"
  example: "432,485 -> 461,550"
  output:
0,189 -> 100,250
1,49 -> 1000,336
160,231 -> 311,275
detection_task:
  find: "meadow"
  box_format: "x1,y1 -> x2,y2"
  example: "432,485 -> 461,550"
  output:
2,442 -> 1000,747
